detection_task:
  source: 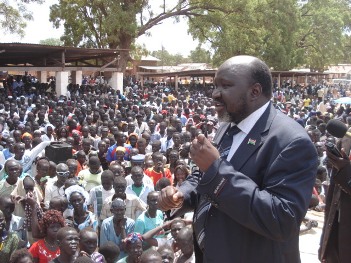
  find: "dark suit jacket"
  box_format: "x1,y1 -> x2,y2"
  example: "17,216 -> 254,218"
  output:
177,103 -> 318,263
320,163 -> 351,262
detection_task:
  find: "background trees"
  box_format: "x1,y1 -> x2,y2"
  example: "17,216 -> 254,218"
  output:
49,0 -> 228,72
40,0 -> 351,71
188,0 -> 351,71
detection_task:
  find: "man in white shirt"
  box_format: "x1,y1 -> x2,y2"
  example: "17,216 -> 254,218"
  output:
125,166 -> 154,205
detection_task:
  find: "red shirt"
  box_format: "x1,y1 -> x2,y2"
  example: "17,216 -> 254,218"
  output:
29,239 -> 60,263
144,167 -> 173,186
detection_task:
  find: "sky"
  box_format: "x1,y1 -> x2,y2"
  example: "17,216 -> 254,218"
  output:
1,0 -> 199,57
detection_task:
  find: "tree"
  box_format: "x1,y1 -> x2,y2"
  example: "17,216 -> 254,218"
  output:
39,38 -> 64,46
188,0 -> 351,71
296,0 -> 351,71
151,48 -> 189,66
49,0 -> 234,72
189,45 -> 212,64
0,0 -> 43,37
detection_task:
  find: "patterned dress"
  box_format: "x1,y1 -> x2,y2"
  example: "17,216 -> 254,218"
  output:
29,239 -> 60,263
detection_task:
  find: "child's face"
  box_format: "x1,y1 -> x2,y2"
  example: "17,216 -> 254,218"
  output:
79,232 -> 98,255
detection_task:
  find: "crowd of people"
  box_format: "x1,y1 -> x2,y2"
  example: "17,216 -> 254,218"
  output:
0,60 -> 349,263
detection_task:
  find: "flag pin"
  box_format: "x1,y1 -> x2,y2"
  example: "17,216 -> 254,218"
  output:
247,138 -> 256,145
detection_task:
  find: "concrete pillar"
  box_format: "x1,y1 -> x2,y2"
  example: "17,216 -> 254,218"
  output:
278,73 -> 281,88
56,71 -> 69,97
111,72 -> 124,94
175,75 -> 178,91
71,70 -> 82,85
37,71 -> 47,83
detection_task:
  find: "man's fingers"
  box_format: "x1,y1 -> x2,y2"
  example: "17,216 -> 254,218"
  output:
173,191 -> 184,202
158,186 -> 178,211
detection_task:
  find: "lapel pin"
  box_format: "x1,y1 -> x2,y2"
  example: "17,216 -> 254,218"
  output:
247,138 -> 256,145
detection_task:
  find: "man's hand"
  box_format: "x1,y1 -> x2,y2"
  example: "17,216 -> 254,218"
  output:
190,134 -> 220,172
158,186 -> 184,211
326,147 -> 350,171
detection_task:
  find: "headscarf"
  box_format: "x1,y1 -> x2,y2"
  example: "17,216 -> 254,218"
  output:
127,133 -> 138,145
44,124 -> 55,134
116,146 -> 126,153
125,233 -> 143,249
65,185 -> 89,204
21,132 -> 33,140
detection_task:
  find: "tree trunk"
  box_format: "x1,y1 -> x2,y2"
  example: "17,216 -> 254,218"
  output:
117,35 -> 133,74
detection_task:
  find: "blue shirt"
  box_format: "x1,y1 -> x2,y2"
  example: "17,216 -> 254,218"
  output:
100,216 -> 135,260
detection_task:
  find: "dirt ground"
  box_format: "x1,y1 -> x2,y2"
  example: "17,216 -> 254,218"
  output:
299,210 -> 324,263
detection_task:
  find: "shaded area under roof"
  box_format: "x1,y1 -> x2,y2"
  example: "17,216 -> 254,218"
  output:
138,69 -> 328,78
0,43 -> 120,67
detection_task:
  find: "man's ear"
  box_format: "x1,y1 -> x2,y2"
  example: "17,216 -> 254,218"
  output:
251,83 -> 262,99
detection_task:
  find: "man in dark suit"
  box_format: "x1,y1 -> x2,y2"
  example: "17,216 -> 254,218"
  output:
158,55 -> 318,263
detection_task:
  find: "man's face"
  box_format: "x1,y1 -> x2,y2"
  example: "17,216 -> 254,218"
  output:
153,156 -> 164,171
14,144 -> 25,158
110,205 -> 126,220
147,192 -> 159,210
113,182 -> 126,195
0,198 -> 15,220
6,161 -> 21,181
131,170 -> 144,187
148,121 -> 156,132
101,176 -> 113,191
213,62 -> 252,123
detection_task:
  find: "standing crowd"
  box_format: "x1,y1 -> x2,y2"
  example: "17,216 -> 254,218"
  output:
0,66 -> 349,263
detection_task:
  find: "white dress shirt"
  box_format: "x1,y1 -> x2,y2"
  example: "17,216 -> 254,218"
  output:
227,101 -> 270,161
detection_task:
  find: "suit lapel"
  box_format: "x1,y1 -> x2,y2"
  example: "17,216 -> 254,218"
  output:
213,122 -> 231,147
232,103 -> 277,171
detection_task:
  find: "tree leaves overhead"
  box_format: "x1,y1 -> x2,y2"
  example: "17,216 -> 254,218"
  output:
49,0 -> 231,72
49,0 -> 351,71
0,0 -> 42,37
188,0 -> 351,71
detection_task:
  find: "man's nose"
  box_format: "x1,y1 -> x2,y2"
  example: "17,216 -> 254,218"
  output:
212,88 -> 221,99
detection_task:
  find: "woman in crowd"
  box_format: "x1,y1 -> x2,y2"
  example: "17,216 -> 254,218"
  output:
127,133 -> 138,149
173,165 -> 189,188
10,248 -> 34,263
57,127 -> 69,141
50,227 -> 79,263
65,185 -> 98,232
21,132 -> 33,151
29,210 -> 65,263
0,209 -> 20,261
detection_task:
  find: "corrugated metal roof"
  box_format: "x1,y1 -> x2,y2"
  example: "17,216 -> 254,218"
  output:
0,43 -> 120,67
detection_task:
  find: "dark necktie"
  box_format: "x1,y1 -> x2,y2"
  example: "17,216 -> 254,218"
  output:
194,125 -> 241,250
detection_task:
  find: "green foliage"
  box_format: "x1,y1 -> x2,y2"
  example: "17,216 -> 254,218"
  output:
151,48 -> 190,66
39,38 -> 64,46
49,0 -> 232,71
0,0 -> 42,37
189,45 -> 212,63
188,0 -> 351,71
